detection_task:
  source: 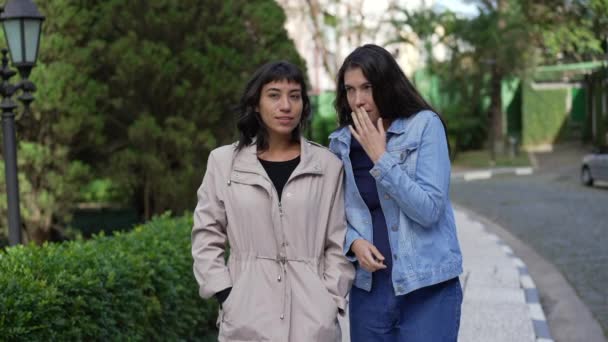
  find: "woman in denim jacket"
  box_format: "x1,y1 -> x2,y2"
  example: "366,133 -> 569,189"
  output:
329,44 -> 463,341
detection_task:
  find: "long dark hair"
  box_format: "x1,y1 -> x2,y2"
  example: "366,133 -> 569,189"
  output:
334,44 -> 449,146
236,61 -> 311,151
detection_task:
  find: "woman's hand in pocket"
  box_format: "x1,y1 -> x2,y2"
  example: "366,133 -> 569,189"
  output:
215,287 -> 232,306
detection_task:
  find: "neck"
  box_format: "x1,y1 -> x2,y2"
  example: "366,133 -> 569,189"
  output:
260,133 -> 300,161
375,117 -> 391,131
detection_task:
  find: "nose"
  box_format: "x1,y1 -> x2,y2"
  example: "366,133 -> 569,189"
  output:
354,91 -> 365,108
279,95 -> 291,112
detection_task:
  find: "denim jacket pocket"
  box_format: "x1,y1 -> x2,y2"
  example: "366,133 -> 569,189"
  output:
408,219 -> 458,272
389,143 -> 419,178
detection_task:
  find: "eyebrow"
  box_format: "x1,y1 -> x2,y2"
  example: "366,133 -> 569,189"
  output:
265,88 -> 302,93
344,82 -> 371,88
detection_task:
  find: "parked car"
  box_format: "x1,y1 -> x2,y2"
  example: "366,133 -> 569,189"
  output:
581,146 -> 608,186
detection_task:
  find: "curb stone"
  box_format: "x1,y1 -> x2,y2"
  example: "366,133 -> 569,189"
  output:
451,167 -> 534,182
484,226 -> 553,342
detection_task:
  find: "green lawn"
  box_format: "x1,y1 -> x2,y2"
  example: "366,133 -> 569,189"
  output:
453,150 -> 531,170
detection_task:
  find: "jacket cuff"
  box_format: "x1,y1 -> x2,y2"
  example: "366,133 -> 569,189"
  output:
344,229 -> 363,263
198,269 -> 232,299
370,151 -> 398,181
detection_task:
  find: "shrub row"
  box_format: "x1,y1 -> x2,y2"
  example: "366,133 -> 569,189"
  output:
0,214 -> 218,341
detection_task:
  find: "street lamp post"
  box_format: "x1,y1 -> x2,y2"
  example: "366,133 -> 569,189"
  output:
0,0 -> 44,246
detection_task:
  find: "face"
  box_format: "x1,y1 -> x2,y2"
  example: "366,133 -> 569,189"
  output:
344,67 -> 380,123
257,80 -> 303,139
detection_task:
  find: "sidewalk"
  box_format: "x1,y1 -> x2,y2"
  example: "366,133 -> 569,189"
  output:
456,209 -> 551,342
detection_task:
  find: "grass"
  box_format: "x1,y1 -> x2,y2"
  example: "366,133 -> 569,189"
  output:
452,150 -> 532,170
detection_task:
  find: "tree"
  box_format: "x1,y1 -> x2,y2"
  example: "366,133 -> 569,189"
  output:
390,2 -> 536,158
278,0 -> 401,89
521,0 -> 607,63
390,0 -> 606,159
470,0 -> 535,158
91,0 -> 306,219
0,0 -> 306,244
0,0 -> 109,244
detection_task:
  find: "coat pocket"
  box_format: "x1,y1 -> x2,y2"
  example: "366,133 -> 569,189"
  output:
230,171 -> 271,192
302,265 -> 340,340
218,266 -> 271,341
219,262 -> 248,320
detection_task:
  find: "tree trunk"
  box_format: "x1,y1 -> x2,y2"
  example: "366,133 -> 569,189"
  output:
488,0 -> 508,162
305,0 -> 337,80
489,64 -> 504,162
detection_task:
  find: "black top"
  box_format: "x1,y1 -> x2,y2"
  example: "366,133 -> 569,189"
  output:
258,156 -> 301,201
350,137 -> 392,278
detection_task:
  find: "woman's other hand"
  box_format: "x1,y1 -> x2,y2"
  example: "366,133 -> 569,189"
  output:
351,239 -> 387,272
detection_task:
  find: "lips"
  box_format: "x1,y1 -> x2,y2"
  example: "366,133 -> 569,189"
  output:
275,116 -> 295,124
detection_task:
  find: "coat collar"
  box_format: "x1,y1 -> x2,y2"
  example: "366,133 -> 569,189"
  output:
232,137 -> 323,178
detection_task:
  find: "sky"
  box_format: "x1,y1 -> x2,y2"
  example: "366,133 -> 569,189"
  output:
434,0 -> 480,16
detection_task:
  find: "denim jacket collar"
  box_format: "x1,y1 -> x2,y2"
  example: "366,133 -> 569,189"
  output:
328,126 -> 350,150
386,117 -> 408,135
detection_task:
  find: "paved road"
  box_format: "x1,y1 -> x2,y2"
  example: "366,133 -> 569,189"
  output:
451,148 -> 608,337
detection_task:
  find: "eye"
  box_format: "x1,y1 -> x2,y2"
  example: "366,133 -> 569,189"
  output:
345,87 -> 354,93
290,94 -> 301,100
364,84 -> 372,90
268,93 -> 279,99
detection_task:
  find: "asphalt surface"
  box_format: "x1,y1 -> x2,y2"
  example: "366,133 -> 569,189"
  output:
450,145 -> 608,339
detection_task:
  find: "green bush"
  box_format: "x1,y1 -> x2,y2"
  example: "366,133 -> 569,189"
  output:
0,214 -> 218,341
309,91 -> 339,147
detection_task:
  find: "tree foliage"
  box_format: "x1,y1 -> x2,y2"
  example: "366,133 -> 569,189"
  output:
390,0 -> 607,156
0,0 -> 305,244
521,0 -> 608,63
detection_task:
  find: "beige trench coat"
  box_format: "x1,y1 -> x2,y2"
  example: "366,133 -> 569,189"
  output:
192,139 -> 355,342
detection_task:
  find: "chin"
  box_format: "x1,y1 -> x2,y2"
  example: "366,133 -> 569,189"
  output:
270,126 -> 297,136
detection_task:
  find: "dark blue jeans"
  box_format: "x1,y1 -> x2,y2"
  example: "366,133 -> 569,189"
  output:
350,273 -> 463,342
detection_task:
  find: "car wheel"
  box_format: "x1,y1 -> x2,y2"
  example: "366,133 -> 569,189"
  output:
581,166 -> 594,186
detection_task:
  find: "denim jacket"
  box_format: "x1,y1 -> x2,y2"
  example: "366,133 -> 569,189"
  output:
328,110 -> 463,295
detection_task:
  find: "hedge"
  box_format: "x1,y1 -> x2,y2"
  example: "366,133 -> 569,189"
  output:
0,214 -> 218,341
521,82 -> 570,147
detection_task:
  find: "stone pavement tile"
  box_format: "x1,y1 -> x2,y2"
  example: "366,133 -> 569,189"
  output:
464,266 -> 521,289
463,286 -> 526,305
459,301 -> 535,342
456,208 -> 541,342
460,249 -> 510,263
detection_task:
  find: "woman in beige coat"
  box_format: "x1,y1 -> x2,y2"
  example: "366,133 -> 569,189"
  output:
192,61 -> 354,342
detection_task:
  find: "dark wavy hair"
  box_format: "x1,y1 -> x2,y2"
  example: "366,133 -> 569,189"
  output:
334,44 -> 449,147
236,61 -> 311,152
